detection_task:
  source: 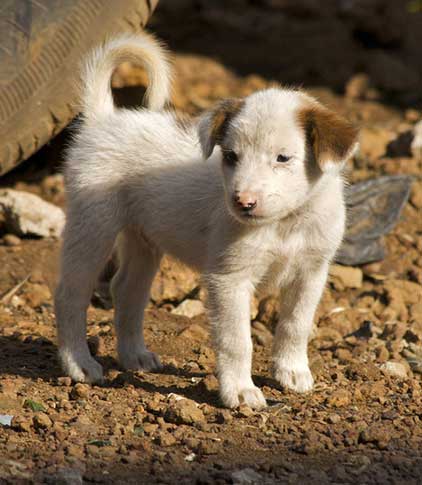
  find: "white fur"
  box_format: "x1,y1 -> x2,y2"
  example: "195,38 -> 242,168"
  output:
55,32 -> 354,409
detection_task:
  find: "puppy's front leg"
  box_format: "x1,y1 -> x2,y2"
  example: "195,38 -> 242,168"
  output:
272,262 -> 329,393
206,275 -> 266,409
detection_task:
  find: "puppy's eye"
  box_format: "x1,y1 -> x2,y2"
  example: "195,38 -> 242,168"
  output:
276,154 -> 291,163
223,150 -> 238,166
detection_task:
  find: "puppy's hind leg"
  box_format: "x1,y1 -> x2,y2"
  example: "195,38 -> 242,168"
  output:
111,228 -> 162,372
55,203 -> 119,383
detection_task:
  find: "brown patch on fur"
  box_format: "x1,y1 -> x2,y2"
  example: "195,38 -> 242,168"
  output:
297,103 -> 359,170
209,98 -> 244,148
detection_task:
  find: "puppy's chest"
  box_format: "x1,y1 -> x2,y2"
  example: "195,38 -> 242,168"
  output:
239,227 -> 308,281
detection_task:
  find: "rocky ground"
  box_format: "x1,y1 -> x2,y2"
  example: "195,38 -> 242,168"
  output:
1,3 -> 422,484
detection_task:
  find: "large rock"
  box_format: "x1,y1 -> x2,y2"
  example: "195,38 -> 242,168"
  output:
150,256 -> 200,305
0,189 -> 65,238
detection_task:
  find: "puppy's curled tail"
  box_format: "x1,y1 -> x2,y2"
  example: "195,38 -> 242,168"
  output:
81,32 -> 172,120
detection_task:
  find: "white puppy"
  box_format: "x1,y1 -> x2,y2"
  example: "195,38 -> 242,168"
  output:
55,32 -> 358,409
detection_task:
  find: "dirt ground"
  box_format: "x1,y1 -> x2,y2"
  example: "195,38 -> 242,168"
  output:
1,2 -> 422,484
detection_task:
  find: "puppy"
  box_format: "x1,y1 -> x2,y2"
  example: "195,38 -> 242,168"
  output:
55,32 -> 358,409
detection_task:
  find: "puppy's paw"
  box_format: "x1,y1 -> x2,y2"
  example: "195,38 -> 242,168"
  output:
273,363 -> 314,393
220,383 -> 267,410
60,348 -> 104,384
119,349 -> 163,373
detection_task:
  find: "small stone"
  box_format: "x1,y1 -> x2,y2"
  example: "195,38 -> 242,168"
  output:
215,409 -> 233,424
24,283 -> 51,307
172,299 -> 205,318
2,234 -> 21,246
327,414 -> 341,424
0,415 -> 14,427
197,439 -> 220,455
182,437 -> 200,450
12,415 -> 32,432
70,383 -> 89,400
257,296 -> 279,325
57,377 -> 72,387
251,321 -> 273,346
380,361 -> 408,379
335,348 -> 353,362
164,398 -> 205,426
33,412 -> 52,430
150,256 -> 199,304
330,265 -> 363,289
177,322 -> 209,340
200,374 -> 219,393
375,345 -> 390,363
360,425 -> 390,449
156,431 -> 176,447
327,389 -> 351,408
237,404 -> 254,418
346,362 -> 382,381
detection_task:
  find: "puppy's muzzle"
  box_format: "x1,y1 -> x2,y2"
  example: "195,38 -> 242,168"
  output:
234,192 -> 258,213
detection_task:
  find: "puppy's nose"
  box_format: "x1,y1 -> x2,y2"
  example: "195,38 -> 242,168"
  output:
234,192 -> 258,211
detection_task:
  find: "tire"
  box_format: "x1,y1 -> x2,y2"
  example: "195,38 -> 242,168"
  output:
0,0 -> 158,176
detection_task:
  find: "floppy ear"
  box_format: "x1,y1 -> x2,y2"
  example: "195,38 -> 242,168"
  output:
299,104 -> 359,172
198,98 -> 244,159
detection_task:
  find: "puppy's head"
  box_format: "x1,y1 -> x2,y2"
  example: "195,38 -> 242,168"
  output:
198,88 -> 358,224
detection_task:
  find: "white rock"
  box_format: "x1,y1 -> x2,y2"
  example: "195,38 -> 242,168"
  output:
411,120 -> 422,160
172,299 -> 205,318
380,361 -> 408,379
0,189 -> 65,238
0,415 -> 13,427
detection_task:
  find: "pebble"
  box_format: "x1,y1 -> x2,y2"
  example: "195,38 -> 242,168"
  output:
327,413 -> 341,424
172,299 -> 205,318
327,389 -> 351,408
164,398 -> 205,425
57,377 -> 72,387
156,432 -> 177,447
215,409 -> 233,424
330,265 -> 363,289
237,404 -> 255,418
33,412 -> 53,430
177,322 -> 209,340
70,383 -> 89,400
251,321 -> 273,346
380,361 -> 408,379
12,415 -> 33,432
2,234 -> 21,246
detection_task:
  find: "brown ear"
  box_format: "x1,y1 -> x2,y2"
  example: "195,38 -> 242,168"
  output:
298,104 -> 359,171
198,98 -> 244,158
